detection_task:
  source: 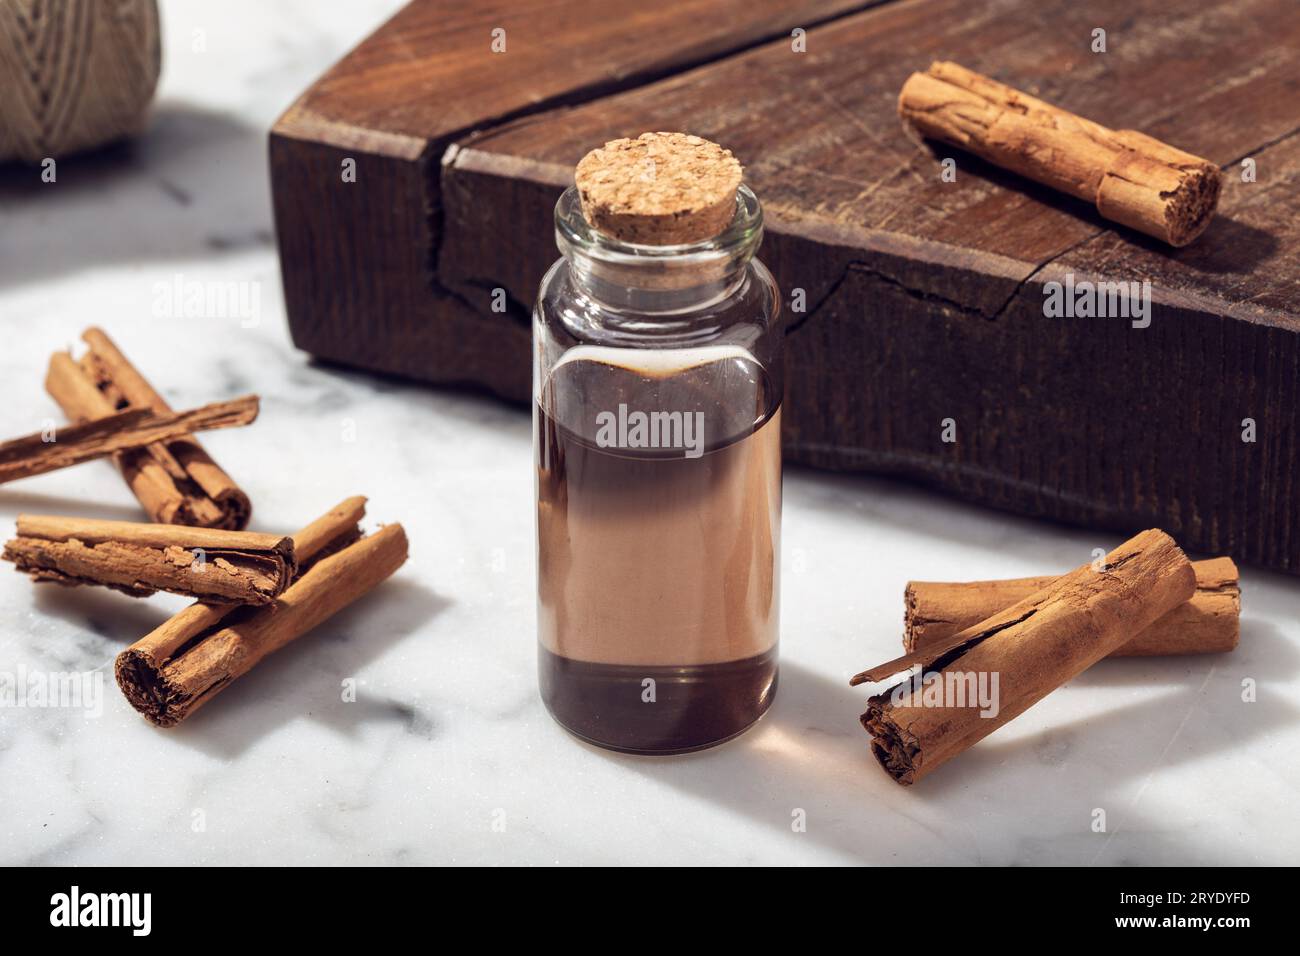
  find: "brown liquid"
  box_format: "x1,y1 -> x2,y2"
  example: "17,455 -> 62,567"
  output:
536,351 -> 780,754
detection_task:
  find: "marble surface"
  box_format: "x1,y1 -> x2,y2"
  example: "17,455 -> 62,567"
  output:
1,1 -> 1297,867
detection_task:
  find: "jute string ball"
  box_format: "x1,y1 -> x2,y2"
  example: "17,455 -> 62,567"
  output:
0,0 -> 161,163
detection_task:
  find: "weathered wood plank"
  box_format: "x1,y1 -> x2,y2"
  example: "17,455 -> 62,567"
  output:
442,0 -> 1300,302
432,0 -> 1300,571
271,0 -> 1300,571
270,0 -> 886,386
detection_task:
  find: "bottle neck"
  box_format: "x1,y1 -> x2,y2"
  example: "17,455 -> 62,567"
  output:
555,185 -> 763,316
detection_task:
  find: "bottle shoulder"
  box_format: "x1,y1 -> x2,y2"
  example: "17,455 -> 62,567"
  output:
536,258 -> 781,350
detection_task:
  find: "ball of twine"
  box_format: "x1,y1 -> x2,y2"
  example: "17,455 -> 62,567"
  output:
0,0 -> 161,164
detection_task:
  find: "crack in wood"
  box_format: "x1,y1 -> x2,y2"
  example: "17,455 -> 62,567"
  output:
424,0 -> 904,297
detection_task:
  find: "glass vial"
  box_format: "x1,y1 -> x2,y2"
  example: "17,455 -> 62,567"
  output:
534,133 -> 782,754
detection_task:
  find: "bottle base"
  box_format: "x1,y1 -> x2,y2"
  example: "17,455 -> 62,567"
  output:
538,647 -> 778,755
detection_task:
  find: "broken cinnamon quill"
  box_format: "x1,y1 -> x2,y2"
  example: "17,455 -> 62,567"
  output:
116,496 -> 408,727
898,62 -> 1222,246
850,529 -> 1195,786
3,515 -> 295,604
45,328 -> 253,529
0,396 -> 259,485
905,557 -> 1239,657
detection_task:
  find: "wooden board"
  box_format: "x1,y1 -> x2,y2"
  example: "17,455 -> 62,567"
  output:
270,0 -> 880,396
271,0 -> 1300,573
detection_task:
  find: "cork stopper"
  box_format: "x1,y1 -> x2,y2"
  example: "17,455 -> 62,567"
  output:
574,132 -> 743,245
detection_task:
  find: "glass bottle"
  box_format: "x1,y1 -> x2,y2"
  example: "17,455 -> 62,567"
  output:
534,138 -> 782,754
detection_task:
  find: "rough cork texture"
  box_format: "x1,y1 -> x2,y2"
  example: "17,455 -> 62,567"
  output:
574,132 -> 743,245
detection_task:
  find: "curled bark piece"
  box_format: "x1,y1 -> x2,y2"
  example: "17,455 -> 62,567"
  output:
116,504 -> 406,728
0,396 -> 260,485
905,557 -> 1239,657
45,328 -> 253,529
850,530 -> 1196,786
3,515 -> 295,604
898,61 -> 1222,246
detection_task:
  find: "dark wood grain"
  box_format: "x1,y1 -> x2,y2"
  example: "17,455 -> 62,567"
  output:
270,0 -> 884,391
271,0 -> 1300,572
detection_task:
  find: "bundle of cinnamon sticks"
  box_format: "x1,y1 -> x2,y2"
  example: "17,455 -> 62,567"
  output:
117,497 -> 407,726
44,328 -> 254,527
1,328 -> 409,726
850,531 -> 1241,786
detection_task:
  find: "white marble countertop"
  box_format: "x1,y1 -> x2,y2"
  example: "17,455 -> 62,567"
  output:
1,1 -> 1297,867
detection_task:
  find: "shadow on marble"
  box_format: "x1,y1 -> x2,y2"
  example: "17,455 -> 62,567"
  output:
32,582 -> 175,651
924,687 -> 1299,792
0,103 -> 271,290
0,487 -> 148,523
164,578 -> 449,758
592,658 -> 1297,864
1069,619 -> 1296,688
573,662 -> 897,858
786,464 -> 1101,558
305,357 -> 533,430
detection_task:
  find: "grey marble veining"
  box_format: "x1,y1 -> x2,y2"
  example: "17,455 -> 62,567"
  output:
0,1 -> 1296,866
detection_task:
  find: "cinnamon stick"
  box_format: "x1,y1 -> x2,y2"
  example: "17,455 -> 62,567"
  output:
0,396 -> 259,485
3,515 -> 295,604
113,497 -> 366,706
45,328 -> 253,529
898,61 -> 1222,246
115,497 -> 406,727
905,557 -> 1239,657
850,529 -> 1195,786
